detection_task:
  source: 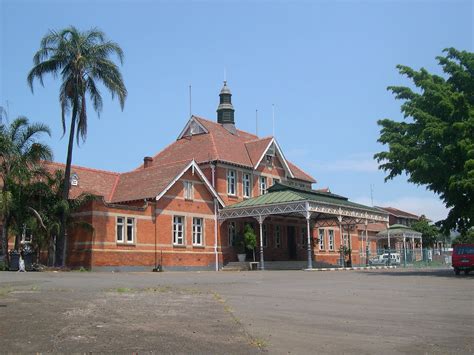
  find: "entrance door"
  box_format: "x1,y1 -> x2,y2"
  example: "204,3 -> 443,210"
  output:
287,226 -> 297,260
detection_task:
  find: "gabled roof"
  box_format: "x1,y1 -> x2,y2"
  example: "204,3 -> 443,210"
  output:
111,159 -> 224,206
376,206 -> 420,220
250,137 -> 295,179
245,137 -> 273,166
224,182 -> 383,215
42,161 -> 120,201
138,116 -> 316,183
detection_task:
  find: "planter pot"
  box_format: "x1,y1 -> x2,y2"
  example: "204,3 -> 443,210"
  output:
237,253 -> 246,262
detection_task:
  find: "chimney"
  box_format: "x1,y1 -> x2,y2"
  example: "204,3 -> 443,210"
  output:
143,156 -> 153,169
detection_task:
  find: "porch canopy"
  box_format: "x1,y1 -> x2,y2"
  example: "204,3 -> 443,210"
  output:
376,224 -> 423,261
219,183 -> 389,270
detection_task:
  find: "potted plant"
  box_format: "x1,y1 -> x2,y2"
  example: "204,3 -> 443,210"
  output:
236,234 -> 247,262
339,245 -> 352,267
244,224 -> 257,262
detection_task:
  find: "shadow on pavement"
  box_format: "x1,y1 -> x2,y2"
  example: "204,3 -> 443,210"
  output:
363,268 -> 474,279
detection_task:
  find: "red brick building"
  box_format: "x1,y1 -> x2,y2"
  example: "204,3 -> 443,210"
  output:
47,82 -> 388,270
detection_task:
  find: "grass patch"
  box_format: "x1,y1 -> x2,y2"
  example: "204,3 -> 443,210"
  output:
411,260 -> 447,268
250,337 -> 267,349
0,286 -> 12,297
144,286 -> 172,293
115,287 -> 133,293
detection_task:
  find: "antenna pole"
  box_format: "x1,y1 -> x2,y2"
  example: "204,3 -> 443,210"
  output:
189,84 -> 192,118
272,104 -> 275,137
224,67 -> 226,82
256,109 -> 258,136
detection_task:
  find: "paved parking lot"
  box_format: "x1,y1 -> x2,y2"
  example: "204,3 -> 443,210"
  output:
1,268 -> 472,353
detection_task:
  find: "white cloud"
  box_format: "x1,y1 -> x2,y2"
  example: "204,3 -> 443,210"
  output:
353,196 -> 449,223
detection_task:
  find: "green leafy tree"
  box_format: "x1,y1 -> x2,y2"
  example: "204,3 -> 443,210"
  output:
411,215 -> 440,247
28,169 -> 95,266
243,224 -> 257,261
452,229 -> 474,245
0,116 -> 52,266
27,27 -> 127,266
375,48 -> 474,235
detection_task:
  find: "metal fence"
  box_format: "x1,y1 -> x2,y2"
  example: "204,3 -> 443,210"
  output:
355,247 -> 452,267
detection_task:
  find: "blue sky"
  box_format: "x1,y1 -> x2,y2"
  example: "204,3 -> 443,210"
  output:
1,0 -> 472,221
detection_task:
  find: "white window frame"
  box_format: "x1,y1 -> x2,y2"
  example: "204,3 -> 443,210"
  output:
343,233 -> 349,247
243,173 -> 251,198
192,217 -> 203,246
227,169 -> 236,196
228,221 -> 236,246
275,225 -> 281,248
328,229 -> 335,251
173,216 -> 185,245
184,180 -> 194,200
117,216 -> 135,244
260,176 -> 267,195
319,229 -> 325,250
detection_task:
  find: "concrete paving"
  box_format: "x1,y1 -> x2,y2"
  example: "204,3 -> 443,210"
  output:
0,268 -> 472,353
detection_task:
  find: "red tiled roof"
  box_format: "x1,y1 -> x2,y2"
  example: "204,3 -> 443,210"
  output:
111,160 -> 191,203
42,161 -> 119,201
44,116 -> 316,203
140,116 -> 316,183
245,137 -> 273,167
376,207 -> 420,219
287,161 -> 316,183
356,223 -> 387,232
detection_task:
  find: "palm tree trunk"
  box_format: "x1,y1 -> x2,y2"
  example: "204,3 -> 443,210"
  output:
1,218 -> 9,267
55,107 -> 77,267
48,233 -> 55,266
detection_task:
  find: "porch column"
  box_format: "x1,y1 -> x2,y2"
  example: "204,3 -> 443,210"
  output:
420,235 -> 423,262
338,215 -> 344,266
365,220 -> 369,266
258,215 -> 265,270
403,236 -> 407,268
306,211 -> 313,270
387,223 -> 391,266
412,236 -> 415,262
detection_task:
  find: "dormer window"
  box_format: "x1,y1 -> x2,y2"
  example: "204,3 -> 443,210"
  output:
71,173 -> 79,186
266,154 -> 273,166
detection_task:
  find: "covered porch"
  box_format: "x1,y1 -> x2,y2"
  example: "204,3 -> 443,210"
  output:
218,183 -> 389,270
376,224 -> 423,265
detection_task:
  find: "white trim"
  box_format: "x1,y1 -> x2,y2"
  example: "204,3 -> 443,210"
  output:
73,211 -> 152,220
177,116 -> 209,140
253,138 -> 295,178
173,215 -> 185,246
192,216 -> 204,246
155,160 -> 225,207
155,209 -> 215,220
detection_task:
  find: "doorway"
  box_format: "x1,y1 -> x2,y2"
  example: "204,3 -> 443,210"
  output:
287,226 -> 297,260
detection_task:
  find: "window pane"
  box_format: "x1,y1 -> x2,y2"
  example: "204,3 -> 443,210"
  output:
117,224 -> 123,242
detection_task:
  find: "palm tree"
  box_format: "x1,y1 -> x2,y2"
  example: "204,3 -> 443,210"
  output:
20,170 -> 94,266
0,116 -> 52,267
27,26 -> 127,266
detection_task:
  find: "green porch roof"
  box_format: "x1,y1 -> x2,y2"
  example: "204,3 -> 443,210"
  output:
224,183 -> 383,214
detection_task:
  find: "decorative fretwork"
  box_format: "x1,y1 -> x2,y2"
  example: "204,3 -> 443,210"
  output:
219,200 -> 388,224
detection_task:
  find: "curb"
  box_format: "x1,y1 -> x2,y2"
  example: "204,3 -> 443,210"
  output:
304,266 -> 398,271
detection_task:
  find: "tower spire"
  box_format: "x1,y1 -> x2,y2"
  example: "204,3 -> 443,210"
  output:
216,81 -> 235,126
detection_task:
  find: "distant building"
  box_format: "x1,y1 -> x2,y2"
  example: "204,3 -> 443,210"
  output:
375,207 -> 421,227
